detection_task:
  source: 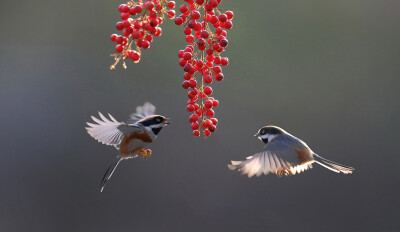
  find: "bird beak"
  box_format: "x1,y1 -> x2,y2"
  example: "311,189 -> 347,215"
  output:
163,118 -> 170,124
254,132 -> 259,137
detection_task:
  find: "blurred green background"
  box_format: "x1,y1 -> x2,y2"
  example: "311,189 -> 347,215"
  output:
1,0 -> 399,231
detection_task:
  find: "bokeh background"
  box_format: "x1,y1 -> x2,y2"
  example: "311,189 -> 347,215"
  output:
1,0 -> 399,231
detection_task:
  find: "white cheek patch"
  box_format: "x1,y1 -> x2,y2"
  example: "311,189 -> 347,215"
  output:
150,124 -> 163,128
259,134 -> 277,141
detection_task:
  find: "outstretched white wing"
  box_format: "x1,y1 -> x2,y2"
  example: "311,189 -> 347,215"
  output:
129,102 -> 156,122
228,134 -> 313,177
86,112 -> 140,149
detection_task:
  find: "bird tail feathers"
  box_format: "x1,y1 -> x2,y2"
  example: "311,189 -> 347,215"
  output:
313,154 -> 354,174
100,156 -> 122,192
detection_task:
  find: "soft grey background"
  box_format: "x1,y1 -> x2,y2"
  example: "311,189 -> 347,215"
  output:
1,0 -> 399,231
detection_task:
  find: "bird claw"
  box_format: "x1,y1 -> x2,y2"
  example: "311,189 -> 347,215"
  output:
138,149 -> 152,159
276,169 -> 292,177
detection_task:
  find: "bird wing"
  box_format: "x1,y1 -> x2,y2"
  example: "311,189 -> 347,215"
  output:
128,102 -> 156,122
228,134 -> 312,177
86,112 -> 141,149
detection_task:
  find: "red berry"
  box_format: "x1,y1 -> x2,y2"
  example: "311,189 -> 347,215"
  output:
203,86 -> 213,95
167,10 -> 176,19
214,73 -> 224,81
191,122 -> 199,130
212,100 -> 219,107
115,35 -> 124,44
115,44 -> 124,53
213,66 -> 222,73
180,5 -> 189,13
209,0 -> 219,8
183,72 -> 192,80
193,130 -> 200,137
191,11 -> 201,20
224,21 -> 233,30
187,104 -> 195,112
129,51 -> 141,62
211,118 -> 218,125
218,14 -> 228,22
134,5 -> 143,14
121,13 -> 130,21
221,58 -> 229,66
186,35 -> 195,43
204,100 -> 213,109
220,39 -> 228,47
119,4 -> 130,13
167,1 -> 176,8
182,81 -> 190,89
183,52 -> 192,60
116,22 -> 124,31
204,129 -> 211,136
175,17 -> 184,25
189,79 -> 197,88
189,114 -> 199,122
226,11 -> 234,19
141,40 -> 150,49
204,75 -> 213,84
201,30 -> 209,39
145,35 -> 153,42
179,58 -> 187,67
111,34 -> 117,42
196,0 -> 205,5
184,27 -> 192,35
206,109 -> 214,117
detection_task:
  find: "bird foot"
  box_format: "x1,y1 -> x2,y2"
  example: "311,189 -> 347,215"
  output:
276,169 -> 293,177
138,149 -> 152,159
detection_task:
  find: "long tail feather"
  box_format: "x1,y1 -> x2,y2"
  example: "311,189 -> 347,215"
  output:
313,154 -> 354,174
100,156 -> 122,192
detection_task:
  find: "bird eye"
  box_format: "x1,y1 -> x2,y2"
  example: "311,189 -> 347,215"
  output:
260,129 -> 266,135
156,118 -> 161,122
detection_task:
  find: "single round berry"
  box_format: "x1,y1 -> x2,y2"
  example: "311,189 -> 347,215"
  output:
183,52 -> 192,60
191,122 -> 199,130
215,73 -> 224,81
212,99 -> 219,107
189,113 -> 199,122
226,11 -> 234,19
187,104 -> 195,112
179,4 -> 189,13
206,109 -> 215,117
201,30 -> 209,39
209,125 -> 216,133
204,75 -> 213,84
191,10 -> 201,20
189,79 -> 197,88
175,17 -> 184,25
204,100 -> 213,109
204,129 -> 211,137
204,86 -> 213,95
193,130 -> 200,137
111,34 -> 117,42
115,44 -> 124,53
211,118 -> 218,125
129,51 -> 141,62
182,81 -> 190,89
116,22 -> 124,31
224,21 -> 233,30
167,1 -> 176,8
213,66 -> 222,73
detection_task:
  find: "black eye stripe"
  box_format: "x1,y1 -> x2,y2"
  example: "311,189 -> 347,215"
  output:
140,116 -> 164,126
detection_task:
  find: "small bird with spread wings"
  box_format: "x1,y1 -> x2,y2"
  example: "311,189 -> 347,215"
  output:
228,126 -> 354,177
86,102 -> 170,192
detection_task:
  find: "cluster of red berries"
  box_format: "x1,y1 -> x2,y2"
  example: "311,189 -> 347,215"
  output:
176,0 -> 233,137
110,0 -> 176,69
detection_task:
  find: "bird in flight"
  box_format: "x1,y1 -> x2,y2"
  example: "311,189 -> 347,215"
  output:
86,102 -> 170,192
228,125 -> 354,177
